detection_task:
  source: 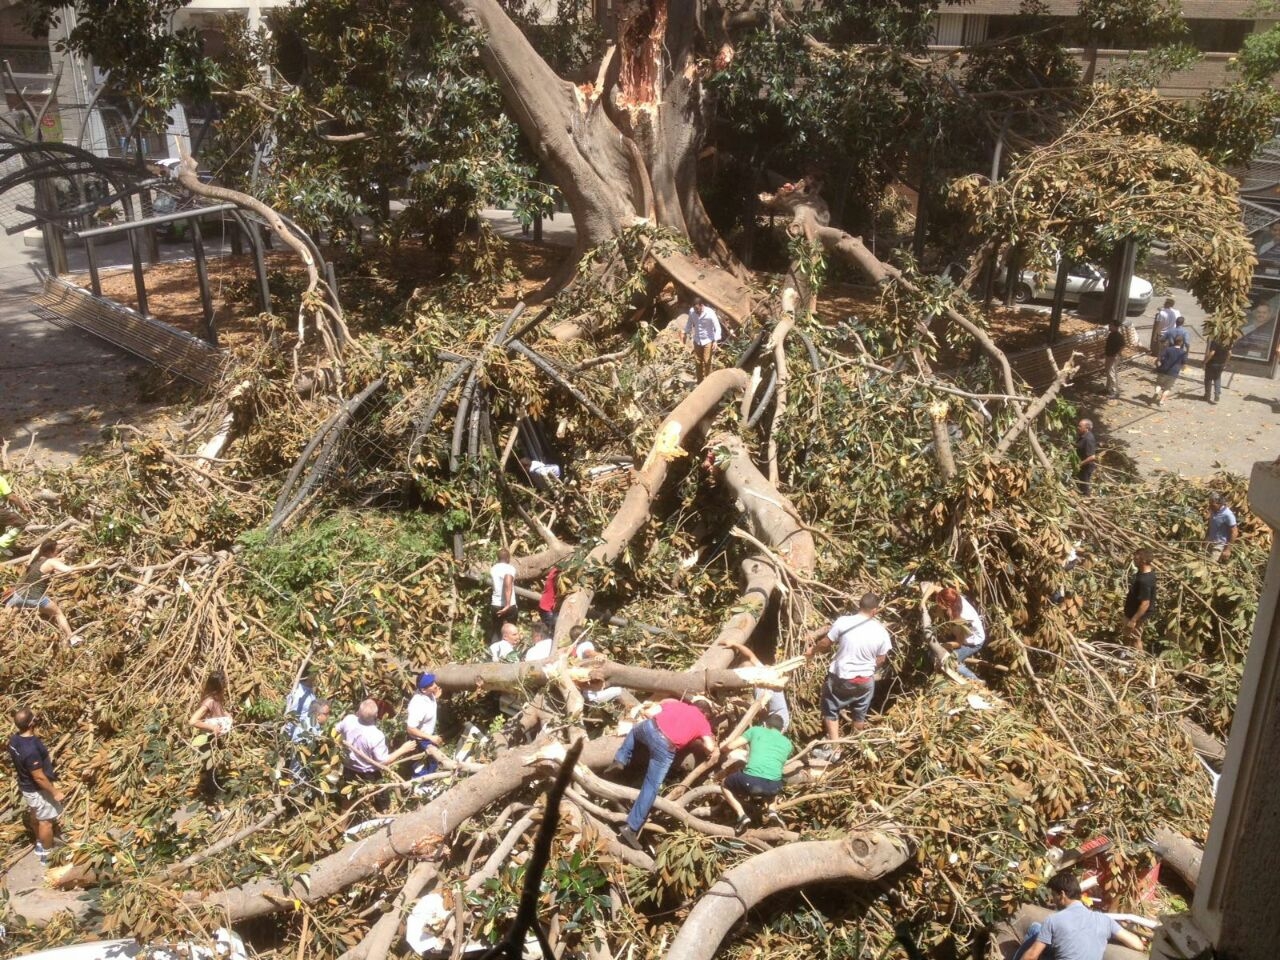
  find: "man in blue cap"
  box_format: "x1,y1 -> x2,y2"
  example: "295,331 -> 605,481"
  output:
406,673 -> 444,776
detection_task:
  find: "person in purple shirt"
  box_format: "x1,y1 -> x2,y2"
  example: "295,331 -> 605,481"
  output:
1012,872 -> 1144,960
336,699 -> 416,813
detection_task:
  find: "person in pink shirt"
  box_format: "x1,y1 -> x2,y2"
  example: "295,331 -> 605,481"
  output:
607,697 -> 719,849
336,699 -> 415,813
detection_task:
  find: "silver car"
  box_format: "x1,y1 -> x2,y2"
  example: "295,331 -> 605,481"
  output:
1003,262 -> 1154,315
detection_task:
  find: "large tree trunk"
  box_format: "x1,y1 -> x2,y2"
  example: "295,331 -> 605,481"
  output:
437,0 -> 749,304
692,431 -> 815,672
663,834 -> 910,960
432,657 -> 789,698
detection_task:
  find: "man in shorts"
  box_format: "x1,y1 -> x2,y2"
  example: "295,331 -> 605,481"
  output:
1012,871 -> 1145,959
720,713 -> 792,832
8,707 -> 64,865
805,592 -> 893,761
1152,334 -> 1188,407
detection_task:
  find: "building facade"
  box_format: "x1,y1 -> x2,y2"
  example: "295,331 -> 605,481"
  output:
935,0 -> 1275,97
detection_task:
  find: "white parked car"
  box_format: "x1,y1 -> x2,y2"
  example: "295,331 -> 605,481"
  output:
1001,262 -> 1154,315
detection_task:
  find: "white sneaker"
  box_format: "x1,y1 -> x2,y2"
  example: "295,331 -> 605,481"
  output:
34,843 -> 48,865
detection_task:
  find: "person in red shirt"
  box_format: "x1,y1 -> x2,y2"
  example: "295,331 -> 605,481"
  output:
608,697 -> 719,849
539,567 -> 560,631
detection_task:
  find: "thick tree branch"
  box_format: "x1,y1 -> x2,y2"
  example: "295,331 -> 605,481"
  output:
553,368 -> 753,645
663,834 -> 911,960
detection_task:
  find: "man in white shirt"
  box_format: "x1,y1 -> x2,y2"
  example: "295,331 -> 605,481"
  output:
681,296 -> 723,382
524,621 -> 554,661
336,699 -> 415,813
489,548 -> 517,642
406,673 -> 444,776
804,592 -> 893,761
1153,298 -> 1184,351
490,621 -> 521,662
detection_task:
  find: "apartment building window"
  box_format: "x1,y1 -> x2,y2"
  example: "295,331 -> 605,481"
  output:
0,7 -> 52,77
963,14 -> 990,45
1185,19 -> 1252,53
933,13 -> 963,46
934,13 -> 989,46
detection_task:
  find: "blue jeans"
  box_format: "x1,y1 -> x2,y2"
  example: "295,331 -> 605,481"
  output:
614,719 -> 676,832
953,644 -> 982,681
1011,922 -> 1042,960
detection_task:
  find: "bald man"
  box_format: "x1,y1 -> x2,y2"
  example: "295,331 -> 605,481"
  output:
336,699 -> 415,813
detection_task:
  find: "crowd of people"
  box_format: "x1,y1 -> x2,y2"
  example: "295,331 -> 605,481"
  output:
0,291 -> 1248,955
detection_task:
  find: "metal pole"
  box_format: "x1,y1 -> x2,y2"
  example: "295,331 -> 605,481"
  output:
191,217 -> 217,346
230,211 -> 271,316
913,139 -> 936,265
1048,257 -> 1071,344
82,215 -> 101,296
119,194 -> 149,317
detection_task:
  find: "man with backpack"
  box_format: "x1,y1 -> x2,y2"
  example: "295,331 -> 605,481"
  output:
805,592 -> 893,761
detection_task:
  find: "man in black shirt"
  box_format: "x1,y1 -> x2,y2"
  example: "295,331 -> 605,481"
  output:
1203,338 -> 1232,404
1104,324 -> 1125,398
1123,548 -> 1157,649
1075,419 -> 1099,496
7,707 -> 64,864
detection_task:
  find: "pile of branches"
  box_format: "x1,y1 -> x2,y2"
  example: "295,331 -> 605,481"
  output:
0,217 -> 1267,960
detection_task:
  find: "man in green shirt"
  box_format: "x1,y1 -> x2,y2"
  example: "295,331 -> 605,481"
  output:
720,713 -> 793,832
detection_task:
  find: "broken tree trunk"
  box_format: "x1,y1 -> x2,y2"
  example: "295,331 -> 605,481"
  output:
436,0 -> 751,307
663,834 -> 910,960
553,368 -> 752,645
1151,826 -> 1203,892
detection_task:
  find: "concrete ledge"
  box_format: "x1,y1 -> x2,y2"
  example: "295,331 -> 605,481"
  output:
1248,459 -> 1280,532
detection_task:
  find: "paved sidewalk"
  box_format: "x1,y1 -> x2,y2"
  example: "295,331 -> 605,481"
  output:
0,233 -> 155,469
1072,306 -> 1280,480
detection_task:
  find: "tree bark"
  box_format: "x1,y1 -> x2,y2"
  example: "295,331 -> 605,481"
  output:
553,368 -> 752,645
663,834 -> 910,960
438,0 -> 750,305
1151,826 -> 1203,892
692,431 -> 816,672
432,657 -> 789,698
189,736 -> 622,922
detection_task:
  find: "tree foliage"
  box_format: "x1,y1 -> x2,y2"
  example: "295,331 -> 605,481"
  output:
950,87 -> 1258,338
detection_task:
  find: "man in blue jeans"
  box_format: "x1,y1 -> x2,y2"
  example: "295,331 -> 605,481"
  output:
1012,872 -> 1144,959
608,697 -> 719,849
